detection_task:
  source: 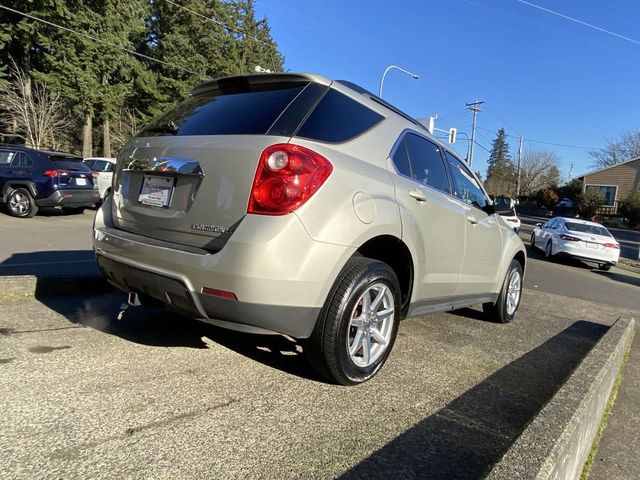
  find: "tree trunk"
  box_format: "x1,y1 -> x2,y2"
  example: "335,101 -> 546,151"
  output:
82,113 -> 93,158
103,117 -> 111,158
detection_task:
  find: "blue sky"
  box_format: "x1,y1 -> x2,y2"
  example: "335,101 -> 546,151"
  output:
255,0 -> 640,181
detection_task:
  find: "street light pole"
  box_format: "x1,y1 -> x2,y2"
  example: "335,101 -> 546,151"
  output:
379,65 -> 419,98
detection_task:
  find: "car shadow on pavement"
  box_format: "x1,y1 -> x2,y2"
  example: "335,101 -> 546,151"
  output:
339,320 -> 608,480
0,250 -> 100,277
37,291 -> 323,382
592,270 -> 640,288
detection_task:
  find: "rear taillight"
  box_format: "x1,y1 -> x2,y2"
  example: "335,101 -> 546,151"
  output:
43,169 -> 69,177
248,144 -> 333,215
560,234 -> 581,241
603,243 -> 620,249
91,171 -> 99,179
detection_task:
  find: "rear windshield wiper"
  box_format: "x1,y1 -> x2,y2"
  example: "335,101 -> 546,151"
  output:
143,121 -> 179,135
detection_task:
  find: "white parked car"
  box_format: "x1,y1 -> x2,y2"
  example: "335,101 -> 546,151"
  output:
83,157 -> 116,200
530,217 -> 620,270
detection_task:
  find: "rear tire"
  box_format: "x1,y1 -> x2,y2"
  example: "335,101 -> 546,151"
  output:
483,259 -> 523,324
530,233 -> 536,248
6,188 -> 38,218
544,240 -> 554,260
305,257 -> 401,385
598,263 -> 612,271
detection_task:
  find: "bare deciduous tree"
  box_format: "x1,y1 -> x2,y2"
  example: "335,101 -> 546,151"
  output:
109,109 -> 142,155
0,62 -> 68,150
589,129 -> 640,169
518,148 -> 561,196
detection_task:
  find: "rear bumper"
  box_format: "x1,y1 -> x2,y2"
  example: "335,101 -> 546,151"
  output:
555,241 -> 619,265
37,188 -> 100,207
92,196 -> 354,338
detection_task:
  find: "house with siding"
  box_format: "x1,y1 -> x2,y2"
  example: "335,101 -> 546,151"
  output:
576,156 -> 640,213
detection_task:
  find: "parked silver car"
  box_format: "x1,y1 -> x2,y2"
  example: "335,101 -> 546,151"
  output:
93,73 -> 526,384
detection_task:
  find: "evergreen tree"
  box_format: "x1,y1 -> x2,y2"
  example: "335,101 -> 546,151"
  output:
484,128 -> 516,196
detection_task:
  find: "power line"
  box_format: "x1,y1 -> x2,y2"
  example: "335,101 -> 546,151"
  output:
516,0 -> 640,47
166,0 -> 267,46
165,0 -> 278,70
476,127 -> 598,150
473,140 -> 491,154
0,4 -> 204,77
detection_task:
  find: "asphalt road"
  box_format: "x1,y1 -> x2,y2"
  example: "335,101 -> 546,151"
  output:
1,210 -> 639,479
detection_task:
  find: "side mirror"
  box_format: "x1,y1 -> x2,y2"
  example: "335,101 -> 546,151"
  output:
535,223 -> 543,228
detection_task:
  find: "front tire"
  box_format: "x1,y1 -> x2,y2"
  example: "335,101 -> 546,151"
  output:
6,188 -> 38,218
483,259 -> 523,323
305,257 -> 401,385
598,263 -> 612,271
530,233 -> 536,249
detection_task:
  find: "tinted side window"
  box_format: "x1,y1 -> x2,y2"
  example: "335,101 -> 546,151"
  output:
84,160 -> 96,170
445,153 -> 488,209
0,151 -> 16,165
15,152 -> 32,167
404,133 -> 450,193
391,140 -> 411,177
139,83 -> 307,137
296,89 -> 384,143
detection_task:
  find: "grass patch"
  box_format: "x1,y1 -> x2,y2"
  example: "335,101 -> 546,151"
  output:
580,345 -> 632,480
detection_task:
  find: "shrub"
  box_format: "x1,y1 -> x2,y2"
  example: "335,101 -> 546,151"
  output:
577,191 -> 605,219
536,188 -> 558,210
620,189 -> 640,227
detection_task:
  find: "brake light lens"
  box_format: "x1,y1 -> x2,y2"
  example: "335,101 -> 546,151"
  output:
603,243 -> 620,249
43,169 -> 69,177
560,234 -> 581,241
201,287 -> 238,301
91,171 -> 99,178
248,144 -> 333,215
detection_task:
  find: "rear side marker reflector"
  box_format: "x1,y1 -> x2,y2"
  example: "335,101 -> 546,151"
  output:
201,287 -> 238,301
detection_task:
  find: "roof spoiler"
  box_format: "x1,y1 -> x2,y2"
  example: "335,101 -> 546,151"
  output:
190,72 -> 331,96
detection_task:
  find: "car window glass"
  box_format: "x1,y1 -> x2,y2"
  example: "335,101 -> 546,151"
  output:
296,89 -> 384,143
391,139 -> 411,177
106,163 -> 115,172
565,222 -> 611,237
545,219 -> 557,229
445,153 -> 488,209
94,160 -> 107,172
84,160 -> 95,170
18,153 -> 32,167
403,133 -> 450,193
0,151 -> 16,166
139,83 -> 307,137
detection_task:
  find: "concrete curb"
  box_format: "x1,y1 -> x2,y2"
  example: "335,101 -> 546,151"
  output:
0,274 -> 111,300
487,317 -> 636,480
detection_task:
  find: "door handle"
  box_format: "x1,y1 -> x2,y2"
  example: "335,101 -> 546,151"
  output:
408,189 -> 427,203
466,215 -> 478,225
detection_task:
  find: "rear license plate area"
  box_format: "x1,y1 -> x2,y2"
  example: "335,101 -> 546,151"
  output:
585,242 -> 598,249
138,175 -> 175,207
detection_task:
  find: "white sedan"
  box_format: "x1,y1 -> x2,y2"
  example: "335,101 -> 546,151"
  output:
530,217 -> 620,270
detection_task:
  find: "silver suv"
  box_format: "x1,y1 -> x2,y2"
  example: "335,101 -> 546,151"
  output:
93,73 -> 526,385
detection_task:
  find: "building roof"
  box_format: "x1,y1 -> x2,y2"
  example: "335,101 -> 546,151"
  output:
576,156 -> 640,179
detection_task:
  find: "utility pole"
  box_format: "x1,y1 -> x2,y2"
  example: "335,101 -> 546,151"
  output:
568,161 -> 574,179
466,99 -> 484,167
516,136 -> 523,198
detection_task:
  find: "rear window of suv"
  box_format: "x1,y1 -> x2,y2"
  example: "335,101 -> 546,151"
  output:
51,156 -> 91,172
138,83 -> 307,137
296,89 -> 384,143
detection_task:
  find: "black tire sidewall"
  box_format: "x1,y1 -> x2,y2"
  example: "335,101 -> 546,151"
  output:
498,260 -> 523,323
7,188 -> 36,218
330,262 -> 401,384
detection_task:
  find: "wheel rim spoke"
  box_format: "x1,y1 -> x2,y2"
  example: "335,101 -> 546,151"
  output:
346,281 -> 396,368
362,335 -> 371,364
370,328 -> 387,345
